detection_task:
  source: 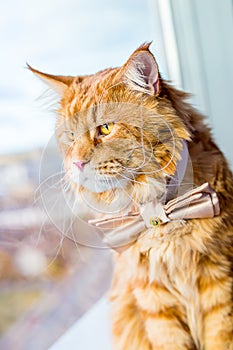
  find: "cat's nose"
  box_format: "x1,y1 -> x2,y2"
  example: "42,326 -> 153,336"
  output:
73,160 -> 87,172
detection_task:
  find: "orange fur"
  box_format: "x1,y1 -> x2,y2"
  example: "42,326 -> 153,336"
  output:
30,43 -> 233,349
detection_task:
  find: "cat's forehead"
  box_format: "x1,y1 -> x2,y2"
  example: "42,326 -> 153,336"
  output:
60,68 -> 119,121
59,67 -> 161,132
75,68 -> 118,103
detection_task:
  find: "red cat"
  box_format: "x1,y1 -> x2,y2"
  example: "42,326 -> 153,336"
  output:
30,43 -> 233,349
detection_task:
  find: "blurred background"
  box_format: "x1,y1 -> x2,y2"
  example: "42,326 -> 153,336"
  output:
0,0 -> 232,349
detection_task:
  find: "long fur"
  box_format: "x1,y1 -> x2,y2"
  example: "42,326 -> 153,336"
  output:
30,44 -> 233,350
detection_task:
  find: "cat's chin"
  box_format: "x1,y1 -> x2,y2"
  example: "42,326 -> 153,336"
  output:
81,177 -> 129,193
79,186 -> 133,215
77,176 -> 167,215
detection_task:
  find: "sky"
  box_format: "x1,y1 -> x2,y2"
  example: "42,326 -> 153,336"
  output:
0,0 -> 168,155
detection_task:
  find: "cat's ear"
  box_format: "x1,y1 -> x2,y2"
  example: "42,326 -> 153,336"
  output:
122,43 -> 160,95
27,64 -> 75,96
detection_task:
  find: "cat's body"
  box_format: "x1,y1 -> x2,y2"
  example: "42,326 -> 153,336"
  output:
30,43 -> 233,349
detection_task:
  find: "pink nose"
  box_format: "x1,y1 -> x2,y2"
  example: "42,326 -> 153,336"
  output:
73,160 -> 86,171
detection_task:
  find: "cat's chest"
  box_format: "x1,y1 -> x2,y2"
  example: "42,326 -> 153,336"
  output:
125,225 -> 200,296
147,239 -> 197,292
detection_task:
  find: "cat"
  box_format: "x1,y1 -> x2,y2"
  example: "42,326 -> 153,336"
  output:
29,43 -> 233,350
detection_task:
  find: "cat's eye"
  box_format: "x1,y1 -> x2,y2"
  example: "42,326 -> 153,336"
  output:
65,131 -> 75,142
98,122 -> 114,136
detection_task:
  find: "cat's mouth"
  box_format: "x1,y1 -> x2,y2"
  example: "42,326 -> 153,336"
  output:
70,163 -> 130,193
84,176 -> 128,193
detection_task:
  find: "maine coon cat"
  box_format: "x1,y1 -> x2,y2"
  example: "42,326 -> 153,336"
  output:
29,43 -> 233,349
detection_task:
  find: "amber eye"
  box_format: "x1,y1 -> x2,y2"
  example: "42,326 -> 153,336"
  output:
66,131 -> 75,142
99,122 -> 114,136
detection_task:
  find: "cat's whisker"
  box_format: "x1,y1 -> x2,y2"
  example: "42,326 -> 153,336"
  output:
62,178 -> 73,193
106,173 -> 116,193
33,173 -> 67,206
66,200 -> 81,253
34,171 -> 66,197
115,170 -> 146,187
35,87 -> 59,115
35,215 -> 48,247
46,233 -> 65,272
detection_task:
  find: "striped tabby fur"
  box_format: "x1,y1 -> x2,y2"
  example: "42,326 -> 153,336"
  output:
30,43 -> 233,349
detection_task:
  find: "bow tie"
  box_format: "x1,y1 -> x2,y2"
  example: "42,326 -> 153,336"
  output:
88,182 -> 220,252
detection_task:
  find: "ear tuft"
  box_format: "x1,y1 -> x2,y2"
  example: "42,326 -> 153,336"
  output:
27,63 -> 75,96
123,45 -> 160,96
135,41 -> 153,52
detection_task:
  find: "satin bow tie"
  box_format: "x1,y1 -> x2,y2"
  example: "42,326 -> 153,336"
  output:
89,182 -> 220,252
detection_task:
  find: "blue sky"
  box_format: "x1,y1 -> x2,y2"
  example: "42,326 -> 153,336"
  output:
0,0 -> 168,155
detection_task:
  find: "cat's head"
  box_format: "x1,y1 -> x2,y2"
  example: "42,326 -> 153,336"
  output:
29,43 -> 190,211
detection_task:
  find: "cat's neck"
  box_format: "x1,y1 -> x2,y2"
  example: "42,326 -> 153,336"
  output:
162,81 -> 226,190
